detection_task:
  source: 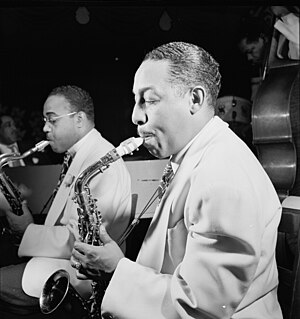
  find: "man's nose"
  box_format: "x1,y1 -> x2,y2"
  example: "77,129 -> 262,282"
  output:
132,104 -> 147,126
43,122 -> 51,133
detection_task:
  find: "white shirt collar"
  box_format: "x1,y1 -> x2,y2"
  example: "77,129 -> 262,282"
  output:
170,116 -> 216,173
68,128 -> 96,158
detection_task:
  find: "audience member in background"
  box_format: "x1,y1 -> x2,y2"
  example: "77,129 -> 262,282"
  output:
0,85 -> 132,316
71,42 -> 283,319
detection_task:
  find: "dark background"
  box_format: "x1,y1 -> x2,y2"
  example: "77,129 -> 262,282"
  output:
0,1 -> 270,146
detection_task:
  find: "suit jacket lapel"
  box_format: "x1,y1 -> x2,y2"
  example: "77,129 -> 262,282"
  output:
137,117 -> 227,271
137,152 -> 201,270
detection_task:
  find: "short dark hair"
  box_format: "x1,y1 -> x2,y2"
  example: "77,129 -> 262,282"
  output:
143,41 -> 221,106
0,112 -> 12,127
48,85 -> 95,122
237,17 -> 270,44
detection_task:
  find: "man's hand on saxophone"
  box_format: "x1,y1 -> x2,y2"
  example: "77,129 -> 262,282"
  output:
5,200 -> 34,236
70,224 -> 124,281
0,182 -> 32,212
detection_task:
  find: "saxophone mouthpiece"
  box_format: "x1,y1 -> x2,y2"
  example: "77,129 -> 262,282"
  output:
34,140 -> 50,152
117,137 -> 144,157
130,137 -> 144,150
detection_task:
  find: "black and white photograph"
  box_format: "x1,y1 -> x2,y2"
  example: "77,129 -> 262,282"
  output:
0,1 -> 299,318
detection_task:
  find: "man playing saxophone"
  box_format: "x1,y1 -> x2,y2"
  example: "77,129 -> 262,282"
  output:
0,85 -> 132,317
71,42 -> 283,319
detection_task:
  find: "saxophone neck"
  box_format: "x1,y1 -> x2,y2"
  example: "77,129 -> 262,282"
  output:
74,137 -> 143,194
0,140 -> 50,168
0,153 -> 20,170
20,140 -> 50,158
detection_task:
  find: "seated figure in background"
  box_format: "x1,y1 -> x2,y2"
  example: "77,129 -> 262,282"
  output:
0,113 -> 32,217
0,85 -> 132,316
0,113 -> 25,167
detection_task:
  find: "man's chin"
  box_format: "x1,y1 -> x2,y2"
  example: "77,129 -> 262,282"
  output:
49,144 -> 61,154
143,139 -> 168,158
147,147 -> 166,159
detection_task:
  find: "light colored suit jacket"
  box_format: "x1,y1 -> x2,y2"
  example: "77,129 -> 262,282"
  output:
101,117 -> 283,319
18,129 -> 132,298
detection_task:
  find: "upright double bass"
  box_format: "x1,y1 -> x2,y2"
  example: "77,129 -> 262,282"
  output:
252,15 -> 300,201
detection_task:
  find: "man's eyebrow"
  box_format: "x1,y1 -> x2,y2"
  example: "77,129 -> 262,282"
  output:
44,111 -> 57,116
133,86 -> 156,96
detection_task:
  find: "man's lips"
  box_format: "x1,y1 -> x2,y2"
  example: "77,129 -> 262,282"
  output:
139,131 -> 153,138
143,137 -> 155,148
139,133 -> 154,144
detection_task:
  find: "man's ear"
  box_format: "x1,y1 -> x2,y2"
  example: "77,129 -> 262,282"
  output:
75,111 -> 85,127
190,87 -> 205,114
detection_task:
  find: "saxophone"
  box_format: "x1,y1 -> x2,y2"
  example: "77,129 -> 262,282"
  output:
0,140 -> 50,216
40,137 -> 143,318
0,141 -> 50,243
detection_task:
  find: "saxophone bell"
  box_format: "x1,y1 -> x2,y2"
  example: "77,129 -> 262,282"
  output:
40,269 -> 88,318
40,269 -> 70,314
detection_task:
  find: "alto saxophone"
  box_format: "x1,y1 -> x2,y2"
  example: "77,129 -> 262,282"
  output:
0,140 -> 50,216
40,137 -> 143,318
